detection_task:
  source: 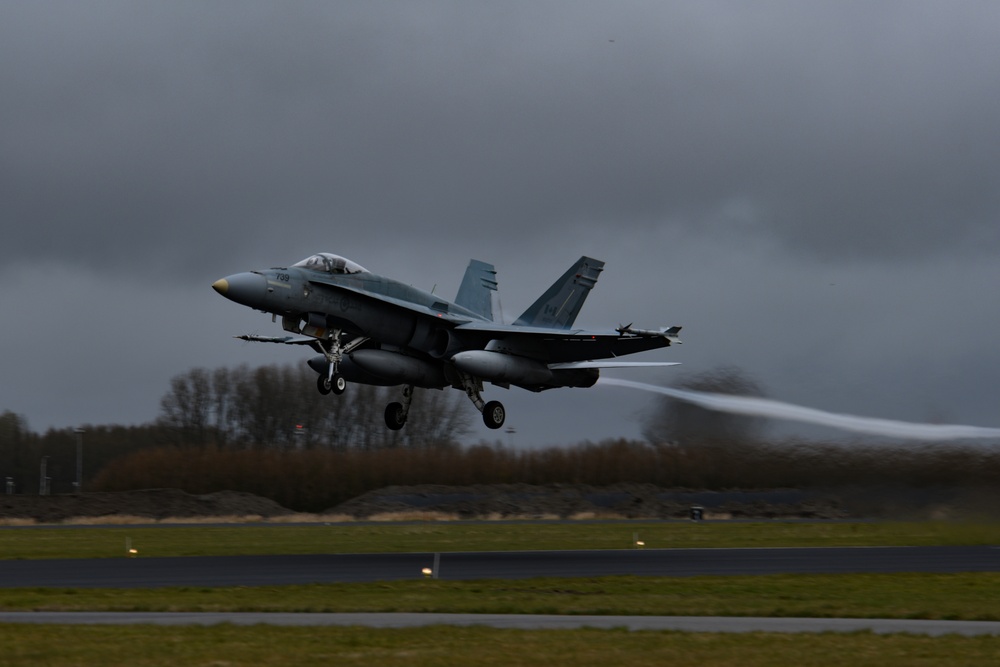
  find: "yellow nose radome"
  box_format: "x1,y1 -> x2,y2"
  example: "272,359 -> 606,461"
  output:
213,272 -> 268,307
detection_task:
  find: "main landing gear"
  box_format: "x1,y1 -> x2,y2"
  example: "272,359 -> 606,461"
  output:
382,382 -> 504,431
457,372 -> 505,430
482,400 -> 505,430
384,385 -> 414,431
313,343 -> 506,431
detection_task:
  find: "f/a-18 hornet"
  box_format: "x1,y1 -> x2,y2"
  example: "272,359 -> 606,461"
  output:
213,253 -> 681,430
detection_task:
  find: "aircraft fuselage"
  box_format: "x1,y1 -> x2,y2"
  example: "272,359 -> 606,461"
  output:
213,253 -> 681,430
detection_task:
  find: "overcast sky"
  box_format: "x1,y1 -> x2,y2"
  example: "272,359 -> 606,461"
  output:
2,1 -> 998,446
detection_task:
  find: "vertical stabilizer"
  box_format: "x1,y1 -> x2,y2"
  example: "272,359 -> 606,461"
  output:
514,256 -> 604,329
455,259 -> 498,320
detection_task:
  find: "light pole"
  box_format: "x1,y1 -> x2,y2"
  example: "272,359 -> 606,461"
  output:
74,428 -> 85,493
39,456 -> 49,496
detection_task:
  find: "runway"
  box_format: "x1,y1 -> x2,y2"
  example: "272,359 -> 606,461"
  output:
1,611 -> 1000,636
2,546 -> 999,636
0,545 -> 997,588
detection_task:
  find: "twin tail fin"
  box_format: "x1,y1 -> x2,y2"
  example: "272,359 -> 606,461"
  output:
513,256 -> 604,330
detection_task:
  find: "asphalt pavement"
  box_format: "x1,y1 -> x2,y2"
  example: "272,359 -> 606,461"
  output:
0,545 -> 997,588
0,611 -> 998,636
3,546 -> 999,635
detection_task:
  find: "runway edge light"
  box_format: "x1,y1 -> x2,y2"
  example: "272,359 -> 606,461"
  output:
125,537 -> 138,557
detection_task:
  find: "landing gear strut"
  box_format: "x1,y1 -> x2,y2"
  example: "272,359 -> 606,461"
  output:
384,385 -> 414,430
314,329 -> 367,396
457,373 -> 505,430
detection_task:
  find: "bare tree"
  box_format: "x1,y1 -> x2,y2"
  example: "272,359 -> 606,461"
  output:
383,387 -> 470,449
158,367 -> 213,446
157,362 -> 471,450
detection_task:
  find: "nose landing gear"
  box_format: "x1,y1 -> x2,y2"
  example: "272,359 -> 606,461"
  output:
313,329 -> 367,396
317,373 -> 347,395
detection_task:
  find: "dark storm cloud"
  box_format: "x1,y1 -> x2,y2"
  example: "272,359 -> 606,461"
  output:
1,2 -> 998,441
4,1 -> 1000,279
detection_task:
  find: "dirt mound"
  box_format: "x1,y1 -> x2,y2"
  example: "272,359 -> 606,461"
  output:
5,484 -> 993,524
326,483 -> 849,520
0,489 -> 294,524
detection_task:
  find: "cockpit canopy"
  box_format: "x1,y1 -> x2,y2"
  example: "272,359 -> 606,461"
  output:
292,253 -> 368,275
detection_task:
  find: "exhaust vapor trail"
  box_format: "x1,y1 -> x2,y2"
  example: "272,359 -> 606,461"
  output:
599,377 -> 1000,441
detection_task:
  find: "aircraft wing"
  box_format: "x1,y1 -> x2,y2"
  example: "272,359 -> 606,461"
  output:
455,321 -> 681,340
455,321 -> 620,338
548,361 -> 682,369
455,321 -> 681,364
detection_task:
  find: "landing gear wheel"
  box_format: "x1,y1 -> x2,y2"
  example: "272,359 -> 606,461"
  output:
482,400 -> 505,430
384,402 -> 407,430
318,372 -> 346,396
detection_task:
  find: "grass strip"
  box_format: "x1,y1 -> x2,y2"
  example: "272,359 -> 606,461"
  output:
1,521 -> 999,560
1,623 -> 999,667
3,573 -> 1000,621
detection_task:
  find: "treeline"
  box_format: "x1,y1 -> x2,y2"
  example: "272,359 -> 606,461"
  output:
157,364 -> 470,450
90,439 -> 1000,512
6,362 -> 998,504
0,363 -> 471,494
0,411 -> 165,495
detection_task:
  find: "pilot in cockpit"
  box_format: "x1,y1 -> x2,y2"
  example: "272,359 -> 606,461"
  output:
293,253 -> 368,275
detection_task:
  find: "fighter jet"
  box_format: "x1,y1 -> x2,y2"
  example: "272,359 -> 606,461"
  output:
212,253 -> 681,430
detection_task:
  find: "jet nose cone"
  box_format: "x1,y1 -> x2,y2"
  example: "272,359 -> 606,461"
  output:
212,272 -> 266,307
